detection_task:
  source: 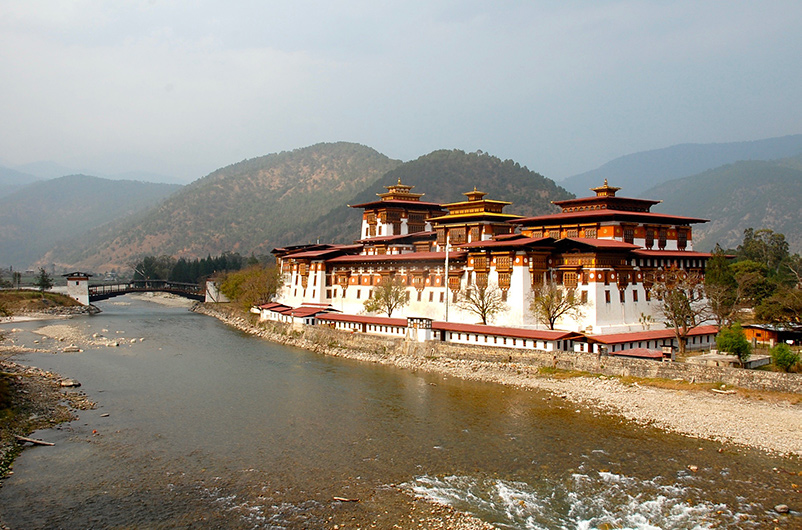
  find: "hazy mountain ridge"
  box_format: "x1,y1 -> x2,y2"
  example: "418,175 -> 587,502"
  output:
49,143 -> 402,271
0,165 -> 40,198
562,134 -> 802,196
646,155 -> 802,253
285,149 -> 574,246
0,175 -> 180,269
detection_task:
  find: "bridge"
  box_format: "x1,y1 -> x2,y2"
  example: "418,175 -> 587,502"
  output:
88,280 -> 206,302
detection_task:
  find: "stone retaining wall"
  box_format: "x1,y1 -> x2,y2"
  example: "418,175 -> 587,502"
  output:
194,304 -> 802,394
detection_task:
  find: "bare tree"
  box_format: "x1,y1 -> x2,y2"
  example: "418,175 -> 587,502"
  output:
530,280 -> 585,330
457,282 -> 506,325
363,277 -> 409,317
650,269 -> 709,355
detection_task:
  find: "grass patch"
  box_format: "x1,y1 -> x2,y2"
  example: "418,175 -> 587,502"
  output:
537,366 -> 590,379
0,290 -> 81,313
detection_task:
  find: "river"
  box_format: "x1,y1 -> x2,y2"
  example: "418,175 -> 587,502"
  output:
0,297 -> 796,528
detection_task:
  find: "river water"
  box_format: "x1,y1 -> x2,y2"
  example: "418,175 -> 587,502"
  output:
0,298 -> 797,529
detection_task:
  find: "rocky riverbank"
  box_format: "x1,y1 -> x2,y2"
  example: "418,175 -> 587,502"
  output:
194,303 -> 802,458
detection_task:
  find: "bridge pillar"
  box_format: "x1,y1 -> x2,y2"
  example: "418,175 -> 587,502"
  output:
63,272 -> 92,306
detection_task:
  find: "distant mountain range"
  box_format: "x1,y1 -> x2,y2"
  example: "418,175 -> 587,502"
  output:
43,143 -> 402,271
561,134 -> 802,196
0,166 -> 40,198
3,135 -> 801,273
646,154 -> 802,253
0,175 -> 180,269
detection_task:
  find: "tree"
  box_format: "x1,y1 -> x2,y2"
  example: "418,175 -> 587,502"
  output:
363,277 -> 409,317
132,255 -> 175,283
529,280 -> 585,330
755,288 -> 802,325
770,343 -> 800,372
715,323 -> 751,365
651,269 -> 709,356
737,228 -> 790,278
219,265 -> 283,310
457,282 -> 506,325
704,245 -> 737,328
33,267 -> 53,297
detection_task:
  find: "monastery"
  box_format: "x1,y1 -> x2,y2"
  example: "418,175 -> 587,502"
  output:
270,180 -> 718,353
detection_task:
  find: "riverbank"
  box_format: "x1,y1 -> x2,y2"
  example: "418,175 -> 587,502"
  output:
194,303 -> 802,458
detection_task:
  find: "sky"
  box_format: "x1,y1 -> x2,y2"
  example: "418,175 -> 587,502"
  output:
1,1 -> 801,183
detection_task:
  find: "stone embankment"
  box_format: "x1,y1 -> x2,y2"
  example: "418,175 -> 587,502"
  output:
193,303 -> 802,457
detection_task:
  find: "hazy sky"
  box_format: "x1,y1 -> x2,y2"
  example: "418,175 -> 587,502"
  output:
1,1 -> 800,183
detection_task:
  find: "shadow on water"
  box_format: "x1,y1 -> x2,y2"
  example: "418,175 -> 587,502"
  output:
0,298 -> 798,528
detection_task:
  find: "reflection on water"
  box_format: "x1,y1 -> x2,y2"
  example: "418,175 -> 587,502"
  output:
0,299 -> 796,528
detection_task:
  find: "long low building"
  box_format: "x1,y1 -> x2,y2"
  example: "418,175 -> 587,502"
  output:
257,303 -> 716,356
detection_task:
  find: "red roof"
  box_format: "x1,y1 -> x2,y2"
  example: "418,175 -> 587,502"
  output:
512,210 -> 708,225
317,313 -> 408,327
290,306 -> 331,318
556,237 -> 640,250
350,199 -> 444,210
283,245 -> 363,259
259,302 -> 292,311
433,321 -> 581,341
327,251 -> 467,264
586,325 -> 719,344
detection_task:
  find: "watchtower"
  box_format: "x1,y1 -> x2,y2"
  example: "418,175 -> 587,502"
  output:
63,272 -> 92,306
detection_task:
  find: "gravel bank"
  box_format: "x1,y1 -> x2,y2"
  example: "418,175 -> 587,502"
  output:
196,304 -> 802,458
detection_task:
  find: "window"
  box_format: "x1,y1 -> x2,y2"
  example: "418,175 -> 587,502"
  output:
357,289 -> 361,299
658,228 -> 667,249
619,290 -> 625,303
678,230 -> 688,250
633,290 -> 638,302
417,291 -> 422,302
429,292 -> 434,302
645,228 -> 654,249
439,292 -> 444,303
584,227 -> 597,238
581,291 -> 588,303
605,290 -> 611,303
623,227 -> 634,244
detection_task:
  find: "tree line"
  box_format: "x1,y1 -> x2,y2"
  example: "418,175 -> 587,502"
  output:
131,252 -> 258,284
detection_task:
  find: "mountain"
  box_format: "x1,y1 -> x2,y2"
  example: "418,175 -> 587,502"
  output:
645,155 -> 802,253
0,175 -> 181,269
13,160 -> 76,180
561,134 -> 802,196
46,142 -> 402,271
287,149 -> 574,246
0,165 -> 40,198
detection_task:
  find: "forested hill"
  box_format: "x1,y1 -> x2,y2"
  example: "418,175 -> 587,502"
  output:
286,149 -> 574,246
561,134 -> 802,196
646,154 -> 802,253
0,175 -> 180,269
46,142 -> 402,271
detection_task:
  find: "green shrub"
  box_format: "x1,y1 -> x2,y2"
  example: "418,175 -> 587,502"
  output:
715,323 -> 751,364
770,343 -> 800,372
